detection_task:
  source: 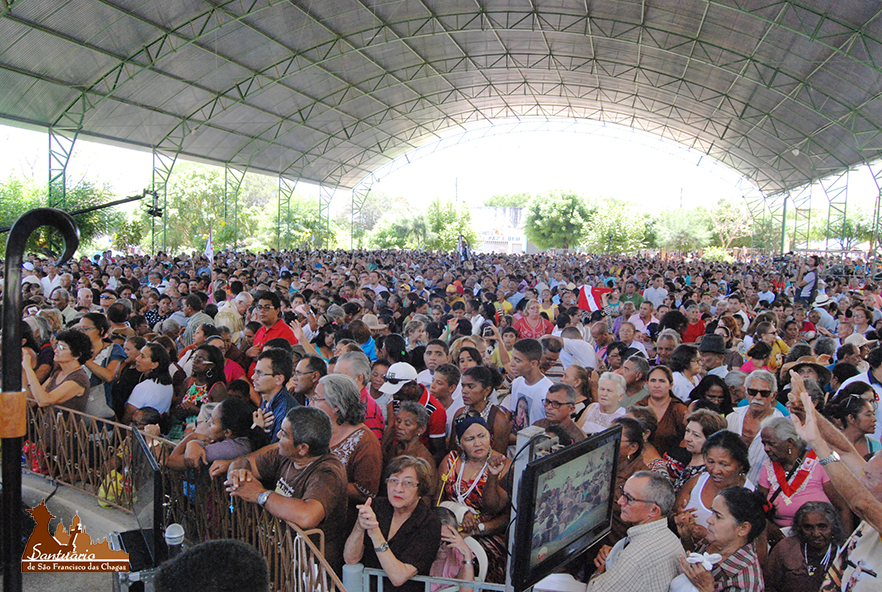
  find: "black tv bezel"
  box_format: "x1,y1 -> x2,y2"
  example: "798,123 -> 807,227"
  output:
511,425 -> 622,592
131,427 -> 167,565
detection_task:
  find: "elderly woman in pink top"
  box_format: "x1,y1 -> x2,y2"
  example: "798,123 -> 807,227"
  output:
755,416 -> 852,545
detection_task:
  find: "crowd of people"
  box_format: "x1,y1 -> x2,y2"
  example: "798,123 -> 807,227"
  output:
8,246 -> 882,591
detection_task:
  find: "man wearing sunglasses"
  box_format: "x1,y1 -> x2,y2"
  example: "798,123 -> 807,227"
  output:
727,369 -> 785,482
586,472 -> 683,592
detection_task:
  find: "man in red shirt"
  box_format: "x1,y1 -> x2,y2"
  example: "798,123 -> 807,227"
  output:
247,291 -> 297,376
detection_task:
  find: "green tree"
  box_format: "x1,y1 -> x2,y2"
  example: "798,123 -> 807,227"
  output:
706,198 -> 753,249
654,208 -> 711,252
113,219 -> 143,253
154,162 -> 269,253
524,190 -> 594,250
425,199 -> 478,251
262,191 -> 337,251
337,190 -> 393,248
0,175 -> 121,257
582,199 -> 645,253
484,193 -> 531,208
367,215 -> 430,249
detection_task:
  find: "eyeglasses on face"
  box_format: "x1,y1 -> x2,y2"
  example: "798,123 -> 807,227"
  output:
252,369 -> 277,377
255,304 -> 277,311
386,477 -> 419,490
619,485 -> 655,506
747,388 -> 774,398
542,398 -> 572,409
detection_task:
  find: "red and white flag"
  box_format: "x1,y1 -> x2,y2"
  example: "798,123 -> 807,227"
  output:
578,285 -> 613,312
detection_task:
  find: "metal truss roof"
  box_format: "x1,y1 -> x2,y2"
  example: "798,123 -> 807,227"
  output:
2,0 -> 882,194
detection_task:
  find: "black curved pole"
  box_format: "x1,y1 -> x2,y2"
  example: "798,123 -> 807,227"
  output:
2,209 -> 79,592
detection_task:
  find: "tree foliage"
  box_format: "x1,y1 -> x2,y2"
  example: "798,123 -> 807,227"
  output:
582,198 -> 646,253
524,190 -> 594,250
706,198 -> 753,249
655,208 -> 711,252
483,193 -> 531,208
113,218 -> 144,253
336,189 -> 390,248
0,175 -> 121,257
425,199 -> 478,251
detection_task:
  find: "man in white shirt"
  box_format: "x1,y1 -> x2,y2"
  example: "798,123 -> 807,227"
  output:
40,263 -> 62,295
586,472 -> 684,592
642,275 -> 668,309
505,339 -> 552,431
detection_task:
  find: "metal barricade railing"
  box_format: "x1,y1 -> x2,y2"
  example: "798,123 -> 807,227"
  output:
22,403 -> 142,511
352,566 -> 506,592
14,403 -> 345,592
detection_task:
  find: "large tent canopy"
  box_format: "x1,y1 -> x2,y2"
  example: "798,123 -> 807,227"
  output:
2,0 -> 882,196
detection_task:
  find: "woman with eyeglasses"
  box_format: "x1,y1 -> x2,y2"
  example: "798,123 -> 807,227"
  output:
824,381 -> 880,460
170,344 -> 227,435
603,341 -> 628,371
344,455 -> 442,592
309,374 -> 382,509
78,312 -> 126,419
755,416 -> 852,547
447,366 -> 510,455
438,417 -> 511,583
22,329 -> 92,412
674,430 -> 753,552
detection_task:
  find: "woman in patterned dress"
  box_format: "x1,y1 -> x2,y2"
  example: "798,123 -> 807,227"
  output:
438,418 -> 510,583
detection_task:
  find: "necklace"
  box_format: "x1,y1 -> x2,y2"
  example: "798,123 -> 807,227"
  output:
455,456 -> 489,506
803,543 -> 834,577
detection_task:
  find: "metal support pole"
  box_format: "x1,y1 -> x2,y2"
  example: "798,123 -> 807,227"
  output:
152,150 -> 176,253
279,177 -> 297,251
2,209 -> 79,592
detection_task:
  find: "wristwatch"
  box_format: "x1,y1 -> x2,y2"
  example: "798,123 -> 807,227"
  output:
477,523 -> 486,533
257,490 -> 272,507
819,451 -> 841,466
374,542 -> 390,553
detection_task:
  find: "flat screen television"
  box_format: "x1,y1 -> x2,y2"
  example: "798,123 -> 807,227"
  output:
511,425 -> 621,591
119,428 -> 167,570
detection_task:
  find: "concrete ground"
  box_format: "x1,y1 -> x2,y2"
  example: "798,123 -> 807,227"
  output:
2,472 -> 140,592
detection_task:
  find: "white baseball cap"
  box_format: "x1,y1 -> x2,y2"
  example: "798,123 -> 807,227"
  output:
379,362 -> 418,395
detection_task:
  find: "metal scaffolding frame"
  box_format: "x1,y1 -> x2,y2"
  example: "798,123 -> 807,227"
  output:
2,1 -> 882,247
151,149 -> 177,253
821,169 -> 850,253
277,176 -> 298,251
224,164 -> 247,247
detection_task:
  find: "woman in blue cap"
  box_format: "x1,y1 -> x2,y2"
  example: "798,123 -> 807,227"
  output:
437,417 -> 511,583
